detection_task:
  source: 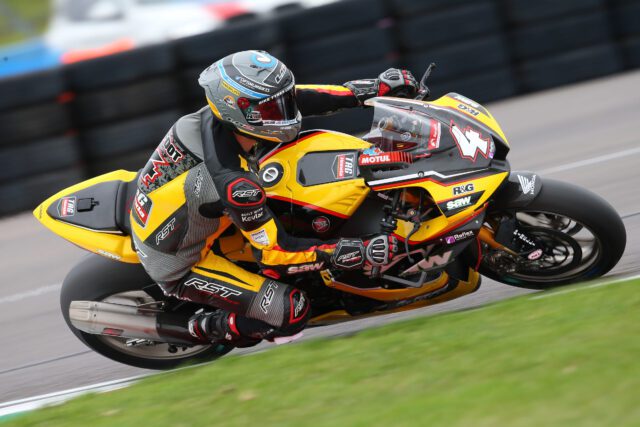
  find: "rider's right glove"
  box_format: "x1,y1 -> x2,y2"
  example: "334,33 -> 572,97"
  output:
329,235 -> 398,270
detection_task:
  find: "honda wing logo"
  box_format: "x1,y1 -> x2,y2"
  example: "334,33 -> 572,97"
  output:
517,174 -> 536,195
450,121 -> 490,162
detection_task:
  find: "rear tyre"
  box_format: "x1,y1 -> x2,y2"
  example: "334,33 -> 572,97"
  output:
480,178 -> 626,289
60,254 -> 232,370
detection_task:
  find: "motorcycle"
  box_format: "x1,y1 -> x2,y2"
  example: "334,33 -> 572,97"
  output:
33,65 -> 626,369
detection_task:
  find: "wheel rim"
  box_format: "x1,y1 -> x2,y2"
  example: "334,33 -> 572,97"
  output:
94,291 -> 224,360
483,210 -> 603,284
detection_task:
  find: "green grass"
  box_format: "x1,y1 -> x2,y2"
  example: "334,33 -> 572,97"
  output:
0,0 -> 50,46
5,278 -> 640,427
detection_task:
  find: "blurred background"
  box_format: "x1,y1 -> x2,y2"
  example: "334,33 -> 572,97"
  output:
0,0 -> 639,216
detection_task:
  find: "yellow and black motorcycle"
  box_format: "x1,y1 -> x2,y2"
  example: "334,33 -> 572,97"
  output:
34,66 -> 626,369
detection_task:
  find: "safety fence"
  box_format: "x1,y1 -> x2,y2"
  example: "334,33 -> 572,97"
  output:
0,0 -> 638,216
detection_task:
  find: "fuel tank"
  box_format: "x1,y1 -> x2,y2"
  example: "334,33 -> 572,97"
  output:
257,130 -> 372,238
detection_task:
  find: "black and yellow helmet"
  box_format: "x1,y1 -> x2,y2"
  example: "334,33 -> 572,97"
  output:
199,50 -> 301,143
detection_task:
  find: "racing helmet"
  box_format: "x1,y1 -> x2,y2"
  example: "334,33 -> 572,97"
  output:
199,50 -> 301,143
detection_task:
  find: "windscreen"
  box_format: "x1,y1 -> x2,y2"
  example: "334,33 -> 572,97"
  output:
362,101 -> 442,154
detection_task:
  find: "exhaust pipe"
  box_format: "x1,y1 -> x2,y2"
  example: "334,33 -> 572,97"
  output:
69,301 -> 201,345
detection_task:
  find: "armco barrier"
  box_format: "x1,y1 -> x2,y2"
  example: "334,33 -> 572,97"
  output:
0,0 -> 639,216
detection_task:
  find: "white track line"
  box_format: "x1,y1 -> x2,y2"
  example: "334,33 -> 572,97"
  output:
0,375 -> 143,418
0,284 -> 61,306
538,146 -> 640,175
530,273 -> 640,300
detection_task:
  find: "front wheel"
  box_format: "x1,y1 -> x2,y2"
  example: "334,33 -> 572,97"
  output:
479,178 -> 626,289
60,255 -> 233,370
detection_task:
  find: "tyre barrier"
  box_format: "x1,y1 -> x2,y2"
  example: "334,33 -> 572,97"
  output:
1,0 -> 639,217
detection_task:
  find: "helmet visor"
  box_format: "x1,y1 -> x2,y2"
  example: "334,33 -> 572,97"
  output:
242,89 -> 299,126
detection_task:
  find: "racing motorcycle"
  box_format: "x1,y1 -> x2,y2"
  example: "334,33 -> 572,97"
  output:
34,65 -> 626,369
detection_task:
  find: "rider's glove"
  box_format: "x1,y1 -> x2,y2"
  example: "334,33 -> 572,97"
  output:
344,69 -> 419,105
330,235 -> 398,270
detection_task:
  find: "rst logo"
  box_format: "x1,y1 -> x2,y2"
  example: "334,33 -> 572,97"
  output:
260,281 -> 278,314
232,189 -> 261,198
446,196 -> 472,211
452,183 -> 474,195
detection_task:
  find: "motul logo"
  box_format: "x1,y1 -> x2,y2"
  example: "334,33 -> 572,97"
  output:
359,154 -> 391,165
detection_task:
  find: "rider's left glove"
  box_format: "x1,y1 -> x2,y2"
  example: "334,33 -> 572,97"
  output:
329,235 -> 398,270
344,68 -> 419,105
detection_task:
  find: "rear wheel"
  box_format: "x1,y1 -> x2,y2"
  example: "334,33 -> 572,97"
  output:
60,254 -> 233,370
480,178 -> 626,289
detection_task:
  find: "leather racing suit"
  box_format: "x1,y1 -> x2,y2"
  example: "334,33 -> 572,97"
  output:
130,84 -> 360,341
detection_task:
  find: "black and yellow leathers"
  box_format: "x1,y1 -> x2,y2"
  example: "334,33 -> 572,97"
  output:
130,85 -> 360,340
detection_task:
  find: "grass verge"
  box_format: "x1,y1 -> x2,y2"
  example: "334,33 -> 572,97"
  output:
5,278 -> 640,426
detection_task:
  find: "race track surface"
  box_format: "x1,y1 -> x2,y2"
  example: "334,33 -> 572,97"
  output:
1,71 -> 639,403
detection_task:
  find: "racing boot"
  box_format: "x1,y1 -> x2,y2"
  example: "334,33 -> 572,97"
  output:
188,309 -> 261,348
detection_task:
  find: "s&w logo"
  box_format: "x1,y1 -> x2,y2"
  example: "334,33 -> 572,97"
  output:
450,121 -> 491,162
287,262 -> 325,274
446,196 -> 472,211
517,174 -> 536,195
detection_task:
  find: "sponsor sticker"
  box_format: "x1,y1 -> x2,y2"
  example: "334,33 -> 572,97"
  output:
312,216 -> 331,233
58,196 -> 76,217
528,249 -> 543,260
457,103 -> 480,117
223,95 -> 236,109
133,191 -> 152,227
442,230 -> 475,244
452,183 -> 475,196
222,80 -> 240,96
287,262 -> 325,274
140,132 -> 188,189
250,228 -> 270,246
96,249 -> 121,261
517,174 -> 536,195
446,196 -> 472,211
332,153 -> 356,179
358,151 -> 413,167
428,119 -> 441,150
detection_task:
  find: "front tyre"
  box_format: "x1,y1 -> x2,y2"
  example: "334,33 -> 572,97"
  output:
480,178 -> 626,289
60,254 -> 233,370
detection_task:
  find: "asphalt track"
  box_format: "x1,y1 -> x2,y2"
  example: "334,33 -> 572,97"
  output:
1,71 -> 639,404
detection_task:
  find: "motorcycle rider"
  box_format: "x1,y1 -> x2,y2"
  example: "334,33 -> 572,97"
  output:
130,50 -> 418,346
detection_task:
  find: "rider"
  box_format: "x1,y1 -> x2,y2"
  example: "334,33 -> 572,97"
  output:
130,50 -> 418,346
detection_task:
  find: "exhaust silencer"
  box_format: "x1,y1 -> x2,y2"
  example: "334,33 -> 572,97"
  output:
69,301 -> 200,345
